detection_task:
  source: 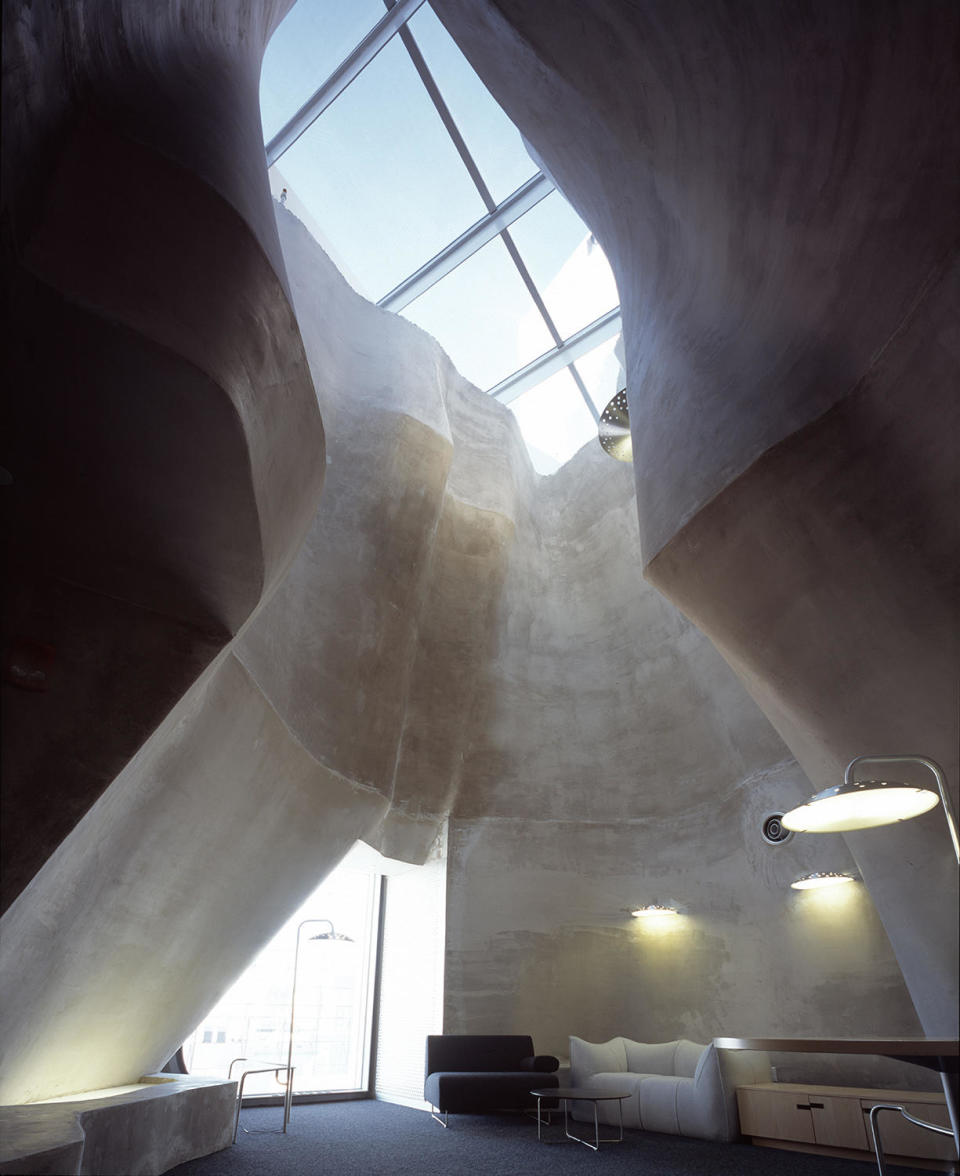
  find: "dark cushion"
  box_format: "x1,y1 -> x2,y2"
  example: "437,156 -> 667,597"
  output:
425,1035 -> 534,1075
425,1071 -> 559,1113
519,1055 -> 560,1073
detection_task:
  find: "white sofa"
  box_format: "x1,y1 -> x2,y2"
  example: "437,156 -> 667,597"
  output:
568,1036 -> 771,1141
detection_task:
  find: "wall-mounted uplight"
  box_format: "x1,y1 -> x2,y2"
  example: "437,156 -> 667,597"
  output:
790,871 -> 857,891
629,905 -> 679,918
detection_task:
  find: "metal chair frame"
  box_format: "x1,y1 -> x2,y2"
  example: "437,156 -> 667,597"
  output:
228,1057 -> 295,1142
867,1101 -> 956,1176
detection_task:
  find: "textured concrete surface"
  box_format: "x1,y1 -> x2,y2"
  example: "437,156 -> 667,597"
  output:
433,0 -> 959,1038
1,0 -> 953,1144
0,1105 -> 84,1176
441,449 -> 925,1086
647,257 -> 960,1039
1,0 -> 323,910
0,1075 -> 234,1176
0,651 -> 388,1103
433,0 -> 959,560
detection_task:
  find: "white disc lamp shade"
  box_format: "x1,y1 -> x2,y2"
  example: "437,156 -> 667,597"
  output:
790,871 -> 857,890
782,780 -> 940,833
630,905 -> 679,918
780,754 -> 959,864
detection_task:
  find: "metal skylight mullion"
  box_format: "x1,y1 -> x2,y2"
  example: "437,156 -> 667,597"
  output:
566,363 -> 601,423
486,308 -> 623,404
497,229 -> 600,422
388,3 -> 498,214
388,2 -> 602,416
265,0 -> 427,166
376,172 -> 554,312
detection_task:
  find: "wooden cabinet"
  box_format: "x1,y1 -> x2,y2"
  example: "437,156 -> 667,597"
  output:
738,1086 -> 815,1143
738,1083 -> 957,1171
810,1092 -> 870,1150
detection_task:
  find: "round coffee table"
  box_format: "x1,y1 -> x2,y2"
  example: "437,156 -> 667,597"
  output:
531,1085 -> 630,1150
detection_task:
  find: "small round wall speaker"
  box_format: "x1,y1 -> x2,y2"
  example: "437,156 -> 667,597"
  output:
761,813 -> 794,845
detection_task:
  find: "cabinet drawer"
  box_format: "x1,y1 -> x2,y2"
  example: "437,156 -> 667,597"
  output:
738,1087 -> 815,1143
861,1100 -> 957,1162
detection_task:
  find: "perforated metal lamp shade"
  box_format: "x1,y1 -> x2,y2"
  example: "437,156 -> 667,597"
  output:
783,780 -> 939,832
782,755 -> 960,864
598,389 -> 632,462
790,871 -> 857,890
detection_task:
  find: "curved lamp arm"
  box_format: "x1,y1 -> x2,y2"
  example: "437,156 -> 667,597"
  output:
845,755 -> 960,864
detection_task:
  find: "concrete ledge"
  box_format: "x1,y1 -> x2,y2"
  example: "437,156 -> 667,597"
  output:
0,1075 -> 236,1176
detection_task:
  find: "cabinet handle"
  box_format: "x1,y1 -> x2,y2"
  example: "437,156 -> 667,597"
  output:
796,1104 -> 811,1110
809,1102 -> 824,1109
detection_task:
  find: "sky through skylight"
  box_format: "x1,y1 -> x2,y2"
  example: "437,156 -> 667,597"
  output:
260,0 -> 623,473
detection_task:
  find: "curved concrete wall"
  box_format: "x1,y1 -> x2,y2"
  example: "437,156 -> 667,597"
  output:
433,0 -> 959,1034
0,651 -> 388,1103
0,0 -> 946,1109
442,446 -> 923,1070
0,163 -> 540,1103
1,0 -> 324,909
433,0 -> 959,560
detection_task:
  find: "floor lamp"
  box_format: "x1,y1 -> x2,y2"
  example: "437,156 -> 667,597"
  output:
782,754 -> 960,1169
782,754 -> 959,860
285,918 -> 353,1127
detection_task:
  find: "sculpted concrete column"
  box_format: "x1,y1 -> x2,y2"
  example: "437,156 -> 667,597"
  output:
1,0 -> 324,907
0,67 -> 528,1099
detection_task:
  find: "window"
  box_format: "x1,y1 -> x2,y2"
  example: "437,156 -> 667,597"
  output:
262,0 -> 623,475
182,861 -> 381,1096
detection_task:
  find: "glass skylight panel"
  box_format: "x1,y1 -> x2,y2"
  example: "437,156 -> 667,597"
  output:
402,236 -> 555,392
506,191 -> 620,342
260,0 -> 622,475
575,334 -> 625,414
275,32 -> 489,300
405,6 -> 540,204
509,368 -> 599,474
260,0 -> 387,143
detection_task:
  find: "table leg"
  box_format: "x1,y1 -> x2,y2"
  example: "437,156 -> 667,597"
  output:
940,1066 -> 960,1158
563,1098 -> 593,1148
564,1097 -> 597,1147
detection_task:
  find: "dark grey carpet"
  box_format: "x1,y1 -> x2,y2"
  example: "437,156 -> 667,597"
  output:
166,1099 -> 937,1176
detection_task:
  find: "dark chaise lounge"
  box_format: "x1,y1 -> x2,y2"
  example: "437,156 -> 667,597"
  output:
425,1034 -> 559,1126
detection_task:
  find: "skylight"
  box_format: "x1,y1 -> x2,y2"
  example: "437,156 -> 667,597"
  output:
260,0 -> 623,474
